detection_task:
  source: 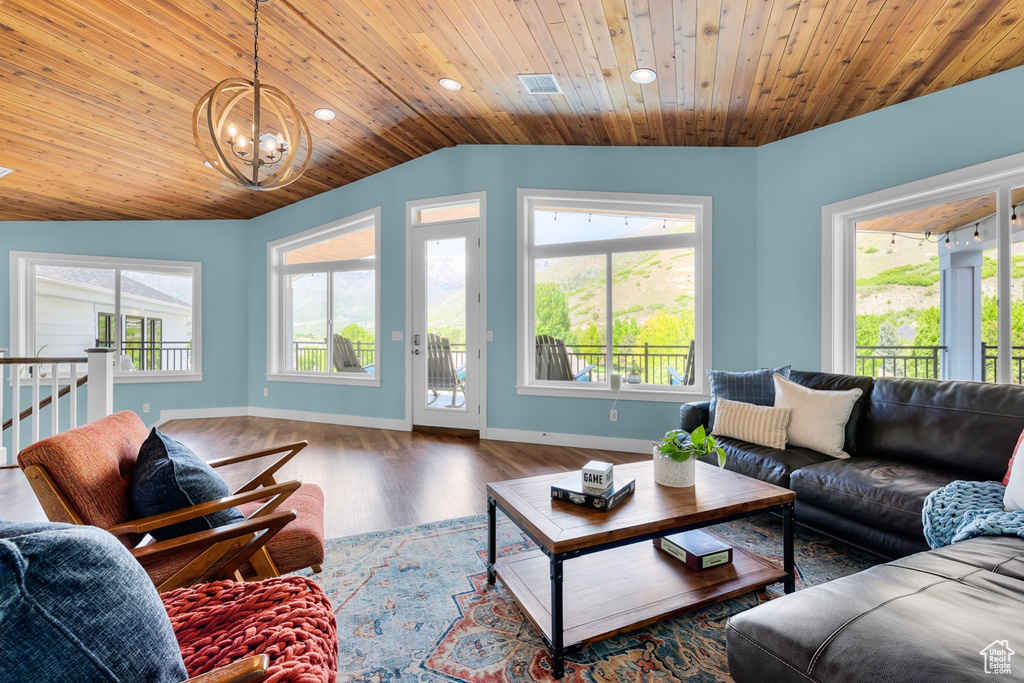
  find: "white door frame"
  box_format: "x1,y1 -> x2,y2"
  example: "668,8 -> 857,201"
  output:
405,192 -> 487,433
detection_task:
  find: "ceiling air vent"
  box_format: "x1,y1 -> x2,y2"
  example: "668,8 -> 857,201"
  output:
518,74 -> 562,95
0,167 -> 13,180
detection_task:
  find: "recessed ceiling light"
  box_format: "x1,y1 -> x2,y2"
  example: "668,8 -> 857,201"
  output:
313,108 -> 336,121
203,160 -> 215,169
0,166 -> 13,180
629,68 -> 658,84
438,78 -> 462,91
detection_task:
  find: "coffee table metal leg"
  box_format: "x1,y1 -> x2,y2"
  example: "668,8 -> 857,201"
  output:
783,503 -> 795,594
550,554 -> 565,678
487,496 -> 497,585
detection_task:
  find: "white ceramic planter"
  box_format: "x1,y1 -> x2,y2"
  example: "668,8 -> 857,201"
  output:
653,446 -> 695,487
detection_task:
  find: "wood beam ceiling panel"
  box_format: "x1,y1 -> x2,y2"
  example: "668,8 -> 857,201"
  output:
6,0 -> 1024,220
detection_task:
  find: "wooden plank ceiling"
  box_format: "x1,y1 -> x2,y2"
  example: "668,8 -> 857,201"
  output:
3,0 -> 1024,222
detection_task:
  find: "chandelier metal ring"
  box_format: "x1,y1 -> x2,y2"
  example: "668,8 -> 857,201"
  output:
193,0 -> 311,191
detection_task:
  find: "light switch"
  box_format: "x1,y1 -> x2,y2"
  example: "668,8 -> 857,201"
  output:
392,331 -> 404,341
487,331 -> 493,342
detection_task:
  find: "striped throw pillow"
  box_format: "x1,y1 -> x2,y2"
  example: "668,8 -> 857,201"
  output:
712,396 -> 792,450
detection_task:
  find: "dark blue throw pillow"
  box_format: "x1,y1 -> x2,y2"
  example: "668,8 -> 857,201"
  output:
132,427 -> 244,541
0,520 -> 187,682
707,365 -> 791,429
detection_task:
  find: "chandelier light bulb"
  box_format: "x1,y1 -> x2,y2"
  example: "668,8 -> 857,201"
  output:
974,223 -> 981,242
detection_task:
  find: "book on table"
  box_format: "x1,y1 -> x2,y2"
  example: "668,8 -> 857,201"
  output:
654,529 -> 734,571
550,472 -> 635,511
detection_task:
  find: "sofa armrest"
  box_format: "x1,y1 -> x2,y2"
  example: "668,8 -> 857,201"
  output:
680,401 -> 710,433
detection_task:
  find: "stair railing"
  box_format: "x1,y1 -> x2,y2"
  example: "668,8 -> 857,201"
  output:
0,348 -> 114,465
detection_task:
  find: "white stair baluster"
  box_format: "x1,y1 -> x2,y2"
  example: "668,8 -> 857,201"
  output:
69,362 -> 78,429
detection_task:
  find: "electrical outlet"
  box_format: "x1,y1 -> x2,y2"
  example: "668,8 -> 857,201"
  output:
142,403 -> 150,414
263,387 -> 268,397
392,331 -> 403,341
609,409 -> 617,422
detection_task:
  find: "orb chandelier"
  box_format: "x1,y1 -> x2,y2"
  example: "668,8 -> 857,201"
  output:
192,0 -> 311,191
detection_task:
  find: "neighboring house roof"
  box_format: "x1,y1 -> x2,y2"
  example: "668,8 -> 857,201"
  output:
36,266 -> 189,307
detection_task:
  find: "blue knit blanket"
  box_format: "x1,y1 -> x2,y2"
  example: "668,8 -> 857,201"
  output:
922,480 -> 1024,549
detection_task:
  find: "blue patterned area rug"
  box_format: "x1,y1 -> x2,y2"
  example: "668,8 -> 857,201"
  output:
299,512 -> 878,682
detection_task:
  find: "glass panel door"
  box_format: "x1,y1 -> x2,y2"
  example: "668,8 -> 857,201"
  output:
411,222 -> 480,429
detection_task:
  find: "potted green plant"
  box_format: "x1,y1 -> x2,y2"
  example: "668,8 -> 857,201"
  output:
652,426 -> 726,487
625,361 -> 643,384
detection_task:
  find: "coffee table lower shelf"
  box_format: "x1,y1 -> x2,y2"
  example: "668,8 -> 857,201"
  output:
494,541 -> 786,648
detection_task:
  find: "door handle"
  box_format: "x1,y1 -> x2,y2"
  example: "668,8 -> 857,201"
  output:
412,333 -> 421,346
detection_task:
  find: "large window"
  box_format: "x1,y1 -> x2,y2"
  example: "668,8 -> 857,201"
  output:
823,152 -> 1024,384
518,189 -> 712,397
11,252 -> 200,380
267,208 -> 381,384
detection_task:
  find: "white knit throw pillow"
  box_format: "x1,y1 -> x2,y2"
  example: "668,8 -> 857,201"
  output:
713,396 -> 792,450
1004,431 -> 1024,511
772,374 -> 862,459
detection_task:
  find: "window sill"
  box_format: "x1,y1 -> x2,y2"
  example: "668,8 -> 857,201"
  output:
267,372 -> 381,387
516,383 -> 709,403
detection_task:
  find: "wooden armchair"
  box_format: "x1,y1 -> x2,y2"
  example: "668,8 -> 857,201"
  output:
18,411 -> 325,592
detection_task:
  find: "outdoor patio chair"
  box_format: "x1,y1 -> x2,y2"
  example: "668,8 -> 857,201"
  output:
427,333 -> 466,407
535,334 -> 596,381
668,339 -> 696,386
18,411 -> 324,593
332,333 -> 373,373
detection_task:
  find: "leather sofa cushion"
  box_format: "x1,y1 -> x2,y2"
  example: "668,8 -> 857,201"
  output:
861,377 -> 1024,480
727,536 -> 1024,683
699,436 -> 834,488
789,370 -> 873,456
790,457 -> 967,544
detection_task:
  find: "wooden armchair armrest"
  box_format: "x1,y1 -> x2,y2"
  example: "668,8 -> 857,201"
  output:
184,655 -> 268,683
207,441 -> 308,493
106,480 -> 301,536
133,509 -> 297,592
129,509 -> 296,564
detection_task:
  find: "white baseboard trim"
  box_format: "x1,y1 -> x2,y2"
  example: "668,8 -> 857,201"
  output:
157,407 -> 408,432
484,427 -> 652,454
155,409 -> 647,453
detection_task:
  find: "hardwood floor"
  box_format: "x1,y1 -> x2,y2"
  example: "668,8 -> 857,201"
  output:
0,417 -> 648,538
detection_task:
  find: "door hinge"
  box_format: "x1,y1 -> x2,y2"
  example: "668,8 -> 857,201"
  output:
478,350 -> 481,359
478,293 -> 481,303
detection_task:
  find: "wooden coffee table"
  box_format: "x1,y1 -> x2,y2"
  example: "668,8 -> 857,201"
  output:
486,460 -> 796,678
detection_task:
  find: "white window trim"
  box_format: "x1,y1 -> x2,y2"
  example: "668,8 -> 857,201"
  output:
821,150 -> 1024,381
516,188 -> 712,401
10,250 -> 202,383
266,207 -> 382,386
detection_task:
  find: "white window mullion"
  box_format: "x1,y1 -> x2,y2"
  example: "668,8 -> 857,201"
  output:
325,270 -> 334,374
997,184 -> 1013,384
605,253 -> 613,378
113,268 -> 122,375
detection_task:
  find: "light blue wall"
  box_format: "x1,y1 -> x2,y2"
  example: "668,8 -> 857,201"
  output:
247,145 -> 758,439
0,220 -> 249,433
755,64 -> 1024,369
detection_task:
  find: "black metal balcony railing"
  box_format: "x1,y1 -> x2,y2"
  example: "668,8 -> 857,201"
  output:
561,343 -> 693,385
293,340 -> 376,372
981,342 -> 1024,383
855,345 -> 945,379
96,340 -> 192,371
